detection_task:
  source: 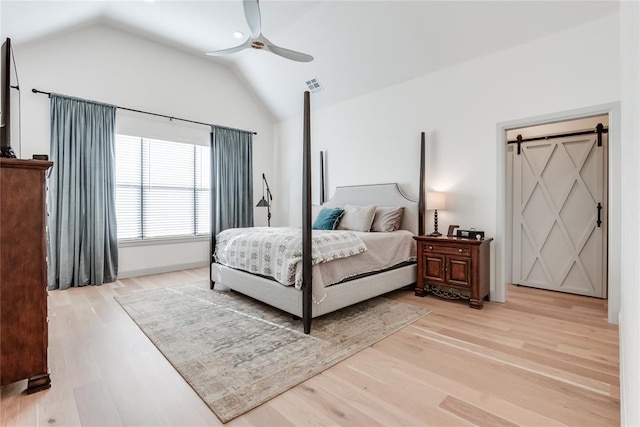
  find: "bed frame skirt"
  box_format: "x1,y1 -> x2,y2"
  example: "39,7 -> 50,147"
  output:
211,263 -> 416,318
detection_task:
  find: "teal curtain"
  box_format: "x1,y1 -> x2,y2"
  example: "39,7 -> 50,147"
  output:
47,94 -> 118,290
211,127 -> 254,234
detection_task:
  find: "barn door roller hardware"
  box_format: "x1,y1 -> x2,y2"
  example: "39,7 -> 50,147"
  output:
507,123 -> 608,155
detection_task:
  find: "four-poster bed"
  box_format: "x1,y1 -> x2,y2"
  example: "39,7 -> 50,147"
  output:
210,91 -> 426,334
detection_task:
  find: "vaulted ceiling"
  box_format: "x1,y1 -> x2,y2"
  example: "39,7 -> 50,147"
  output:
1,1 -> 618,121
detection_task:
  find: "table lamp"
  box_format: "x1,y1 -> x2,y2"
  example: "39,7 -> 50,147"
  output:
427,192 -> 446,236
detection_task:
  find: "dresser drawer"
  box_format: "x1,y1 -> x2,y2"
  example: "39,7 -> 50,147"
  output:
423,244 -> 471,257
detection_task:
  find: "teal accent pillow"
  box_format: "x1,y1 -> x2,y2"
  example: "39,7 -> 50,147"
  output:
312,208 -> 345,230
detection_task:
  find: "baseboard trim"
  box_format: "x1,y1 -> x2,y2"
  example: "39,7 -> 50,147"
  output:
118,261 -> 209,279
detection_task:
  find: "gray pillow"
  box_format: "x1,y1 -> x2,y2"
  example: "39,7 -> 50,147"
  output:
371,206 -> 405,232
336,204 -> 377,232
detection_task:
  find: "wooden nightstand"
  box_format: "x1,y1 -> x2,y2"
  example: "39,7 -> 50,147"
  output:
413,235 -> 492,309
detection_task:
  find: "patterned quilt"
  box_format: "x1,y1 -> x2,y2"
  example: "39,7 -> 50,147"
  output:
214,227 -> 367,288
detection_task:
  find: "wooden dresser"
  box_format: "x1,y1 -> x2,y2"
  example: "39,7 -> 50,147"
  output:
0,158 -> 53,393
413,235 -> 492,309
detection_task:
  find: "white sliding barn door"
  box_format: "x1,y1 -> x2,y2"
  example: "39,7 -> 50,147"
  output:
513,134 -> 606,298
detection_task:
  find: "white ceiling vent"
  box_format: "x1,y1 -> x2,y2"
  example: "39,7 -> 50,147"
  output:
305,78 -> 323,93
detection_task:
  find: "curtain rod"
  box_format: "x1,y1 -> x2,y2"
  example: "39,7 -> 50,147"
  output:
31,88 -> 257,135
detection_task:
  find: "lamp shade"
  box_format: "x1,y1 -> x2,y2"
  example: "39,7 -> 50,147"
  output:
426,192 -> 446,210
256,197 -> 270,207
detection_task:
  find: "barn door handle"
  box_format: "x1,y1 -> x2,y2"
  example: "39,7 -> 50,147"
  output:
597,203 -> 602,227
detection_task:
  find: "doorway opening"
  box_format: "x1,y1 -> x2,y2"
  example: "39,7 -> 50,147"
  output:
496,103 -> 620,324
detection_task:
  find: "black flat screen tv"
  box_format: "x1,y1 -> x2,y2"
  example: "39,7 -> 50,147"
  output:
0,37 -> 16,158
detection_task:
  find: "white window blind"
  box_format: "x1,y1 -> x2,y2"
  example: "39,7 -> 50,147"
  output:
115,134 -> 210,240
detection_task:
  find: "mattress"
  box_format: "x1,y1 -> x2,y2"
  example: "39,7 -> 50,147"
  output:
314,230 -> 416,288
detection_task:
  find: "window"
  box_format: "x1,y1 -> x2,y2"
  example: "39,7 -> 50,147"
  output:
115,134 -> 210,240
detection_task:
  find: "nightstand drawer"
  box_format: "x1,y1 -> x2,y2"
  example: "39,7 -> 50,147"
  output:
423,244 -> 471,257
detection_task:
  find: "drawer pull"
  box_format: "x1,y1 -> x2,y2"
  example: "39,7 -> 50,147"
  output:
429,246 -> 433,250
459,249 -> 463,253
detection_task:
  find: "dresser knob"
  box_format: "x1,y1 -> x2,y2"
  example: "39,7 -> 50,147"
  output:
459,249 -> 463,253
429,246 -> 433,250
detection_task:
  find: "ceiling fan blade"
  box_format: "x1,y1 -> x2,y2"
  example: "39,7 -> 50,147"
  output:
243,0 -> 262,39
206,39 -> 251,56
205,1 -> 313,62
265,43 -> 314,63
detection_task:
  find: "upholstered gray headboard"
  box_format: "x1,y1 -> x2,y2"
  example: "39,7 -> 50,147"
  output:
323,183 -> 419,235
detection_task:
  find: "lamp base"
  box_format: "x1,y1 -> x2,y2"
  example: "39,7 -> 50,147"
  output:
429,209 -> 442,238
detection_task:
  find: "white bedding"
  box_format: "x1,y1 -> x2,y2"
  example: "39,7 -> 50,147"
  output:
214,227 -> 367,288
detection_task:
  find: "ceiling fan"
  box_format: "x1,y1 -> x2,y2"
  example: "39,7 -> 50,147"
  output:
206,0 -> 314,62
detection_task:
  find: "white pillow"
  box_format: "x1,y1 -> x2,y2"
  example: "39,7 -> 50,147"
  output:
371,206 -> 404,232
336,204 -> 377,232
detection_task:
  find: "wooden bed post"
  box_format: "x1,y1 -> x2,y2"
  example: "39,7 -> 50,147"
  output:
418,132 -> 426,236
302,91 -> 313,334
319,151 -> 325,204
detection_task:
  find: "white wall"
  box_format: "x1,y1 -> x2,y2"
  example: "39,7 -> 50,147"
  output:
277,11 -> 619,253
276,11 -> 620,304
13,24 -> 276,277
279,12 -> 620,228
619,2 -> 640,425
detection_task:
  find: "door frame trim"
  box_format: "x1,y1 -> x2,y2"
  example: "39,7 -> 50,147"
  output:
495,102 -> 621,324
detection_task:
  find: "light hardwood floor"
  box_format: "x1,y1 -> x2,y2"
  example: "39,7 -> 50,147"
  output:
1,267 -> 619,426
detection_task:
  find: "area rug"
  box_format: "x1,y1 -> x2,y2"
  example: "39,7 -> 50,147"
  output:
115,281 -> 431,423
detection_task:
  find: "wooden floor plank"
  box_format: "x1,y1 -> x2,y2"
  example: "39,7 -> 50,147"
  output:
344,345 -> 565,426
414,324 -> 619,392
73,380 -> 124,426
0,268 -> 620,426
439,395 -> 519,427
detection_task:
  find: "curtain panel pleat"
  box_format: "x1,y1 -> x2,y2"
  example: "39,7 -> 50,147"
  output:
211,127 -> 254,235
47,94 -> 118,290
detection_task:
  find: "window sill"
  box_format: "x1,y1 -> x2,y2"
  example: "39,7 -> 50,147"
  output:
118,235 -> 210,248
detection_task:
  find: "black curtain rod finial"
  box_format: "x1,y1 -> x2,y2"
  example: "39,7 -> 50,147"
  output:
32,88 -> 51,98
